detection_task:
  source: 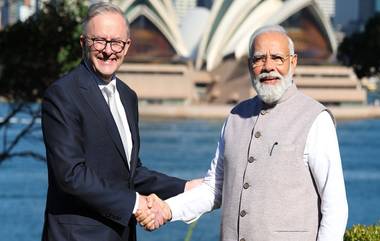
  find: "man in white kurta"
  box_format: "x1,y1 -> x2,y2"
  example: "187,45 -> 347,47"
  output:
137,25 -> 348,241
165,109 -> 348,241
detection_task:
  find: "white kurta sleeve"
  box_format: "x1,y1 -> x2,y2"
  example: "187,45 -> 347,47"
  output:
305,111 -> 348,241
165,123 -> 226,223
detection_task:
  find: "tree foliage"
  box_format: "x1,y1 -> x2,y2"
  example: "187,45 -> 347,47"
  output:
337,14 -> 380,79
0,0 -> 87,164
0,0 -> 87,101
344,224 -> 380,241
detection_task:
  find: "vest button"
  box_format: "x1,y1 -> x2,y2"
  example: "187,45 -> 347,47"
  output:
240,210 -> 247,217
243,183 -> 250,189
248,156 -> 255,163
240,239 -> 246,241
254,131 -> 261,138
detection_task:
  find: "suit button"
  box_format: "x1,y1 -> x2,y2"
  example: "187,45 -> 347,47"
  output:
243,183 -> 250,189
248,156 -> 255,163
240,210 -> 247,217
240,239 -> 246,241
254,131 -> 261,138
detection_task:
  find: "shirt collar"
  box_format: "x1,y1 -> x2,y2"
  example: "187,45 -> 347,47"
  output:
99,79 -> 117,93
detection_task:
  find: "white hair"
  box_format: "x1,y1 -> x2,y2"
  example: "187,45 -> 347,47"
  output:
248,25 -> 295,57
82,2 -> 130,37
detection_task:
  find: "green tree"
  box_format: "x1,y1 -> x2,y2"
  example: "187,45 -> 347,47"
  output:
344,224 -> 380,241
337,14 -> 380,79
0,0 -> 87,164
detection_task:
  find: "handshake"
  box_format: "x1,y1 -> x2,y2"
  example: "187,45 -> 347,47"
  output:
135,194 -> 171,231
135,178 -> 203,231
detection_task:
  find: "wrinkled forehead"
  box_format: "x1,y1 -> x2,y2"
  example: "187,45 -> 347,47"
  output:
86,12 -> 128,38
252,32 -> 290,55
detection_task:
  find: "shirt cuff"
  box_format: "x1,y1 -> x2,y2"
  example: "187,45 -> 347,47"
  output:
165,198 -> 200,224
132,192 -> 139,214
165,198 -> 179,221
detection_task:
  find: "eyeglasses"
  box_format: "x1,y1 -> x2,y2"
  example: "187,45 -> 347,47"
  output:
85,36 -> 128,53
249,54 -> 293,68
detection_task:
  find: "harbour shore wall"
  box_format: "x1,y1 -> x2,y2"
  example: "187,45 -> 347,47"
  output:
139,104 -> 380,121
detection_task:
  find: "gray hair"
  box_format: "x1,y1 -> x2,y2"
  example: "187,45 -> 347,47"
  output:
82,2 -> 130,37
248,25 -> 295,57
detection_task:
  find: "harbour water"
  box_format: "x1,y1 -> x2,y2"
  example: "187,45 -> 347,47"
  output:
0,113 -> 379,241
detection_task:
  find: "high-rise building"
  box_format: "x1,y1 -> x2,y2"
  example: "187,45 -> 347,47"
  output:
315,0 -> 335,20
335,0 -> 380,34
0,0 -> 39,29
358,0 -> 377,23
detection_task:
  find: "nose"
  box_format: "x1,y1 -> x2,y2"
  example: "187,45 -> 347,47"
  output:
262,56 -> 275,72
103,42 -> 113,55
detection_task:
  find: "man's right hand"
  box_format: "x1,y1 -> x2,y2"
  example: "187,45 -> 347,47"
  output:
135,195 -> 156,229
135,194 -> 171,231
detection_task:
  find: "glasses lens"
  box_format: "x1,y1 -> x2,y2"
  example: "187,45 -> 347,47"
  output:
251,56 -> 265,67
111,41 -> 125,53
272,55 -> 285,65
251,55 -> 289,67
88,37 -> 125,53
92,39 -> 106,51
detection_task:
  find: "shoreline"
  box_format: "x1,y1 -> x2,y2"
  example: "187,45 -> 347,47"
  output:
139,104 -> 380,121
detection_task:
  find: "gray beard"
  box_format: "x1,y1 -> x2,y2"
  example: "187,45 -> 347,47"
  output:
251,70 -> 293,104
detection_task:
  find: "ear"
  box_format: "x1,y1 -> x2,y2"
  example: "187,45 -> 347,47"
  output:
247,57 -> 253,72
290,54 -> 298,72
80,35 -> 85,48
122,38 -> 132,56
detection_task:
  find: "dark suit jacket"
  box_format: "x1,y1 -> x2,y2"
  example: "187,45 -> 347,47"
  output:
41,62 -> 186,241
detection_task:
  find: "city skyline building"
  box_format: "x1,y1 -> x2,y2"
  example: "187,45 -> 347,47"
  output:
335,0 -> 380,34
1,0 -> 40,29
315,0 -> 335,20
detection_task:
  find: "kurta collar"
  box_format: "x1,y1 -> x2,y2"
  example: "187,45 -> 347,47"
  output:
259,83 -> 298,111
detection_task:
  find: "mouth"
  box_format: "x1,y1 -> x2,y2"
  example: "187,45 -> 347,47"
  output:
96,56 -> 117,65
260,76 -> 279,85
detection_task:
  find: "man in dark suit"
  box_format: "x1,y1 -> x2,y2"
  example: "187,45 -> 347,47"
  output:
41,2 -> 193,240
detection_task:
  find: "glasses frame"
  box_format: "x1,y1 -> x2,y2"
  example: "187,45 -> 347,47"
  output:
85,36 -> 128,53
249,54 -> 294,68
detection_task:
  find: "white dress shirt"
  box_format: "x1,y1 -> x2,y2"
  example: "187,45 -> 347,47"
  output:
99,79 -> 140,213
166,111 -> 348,241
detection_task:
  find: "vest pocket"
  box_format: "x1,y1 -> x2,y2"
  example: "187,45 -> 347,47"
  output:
268,144 -> 295,157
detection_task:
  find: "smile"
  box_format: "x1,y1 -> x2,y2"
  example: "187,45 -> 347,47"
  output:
260,76 -> 279,84
97,56 -> 117,64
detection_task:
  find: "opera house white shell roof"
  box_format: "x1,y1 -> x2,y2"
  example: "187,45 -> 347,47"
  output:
115,0 -> 337,71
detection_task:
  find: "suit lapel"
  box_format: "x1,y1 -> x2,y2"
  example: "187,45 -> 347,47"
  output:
77,64 -> 129,168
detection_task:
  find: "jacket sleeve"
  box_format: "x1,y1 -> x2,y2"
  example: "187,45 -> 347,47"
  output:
42,84 -> 136,226
133,160 -> 187,200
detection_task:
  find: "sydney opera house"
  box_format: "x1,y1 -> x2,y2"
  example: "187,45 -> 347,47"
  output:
109,0 -> 366,110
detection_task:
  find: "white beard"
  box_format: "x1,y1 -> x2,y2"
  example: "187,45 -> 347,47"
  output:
251,69 -> 293,104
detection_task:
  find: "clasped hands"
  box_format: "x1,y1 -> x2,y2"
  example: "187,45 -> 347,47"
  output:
135,178 -> 203,231
135,194 -> 170,231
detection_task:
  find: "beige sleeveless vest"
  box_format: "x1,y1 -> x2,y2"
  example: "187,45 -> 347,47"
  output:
221,84 -> 326,241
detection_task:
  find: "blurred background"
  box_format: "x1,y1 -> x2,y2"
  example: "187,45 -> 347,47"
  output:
0,0 -> 379,240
